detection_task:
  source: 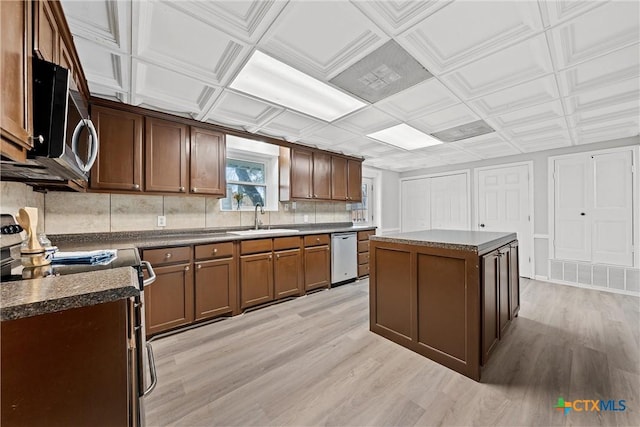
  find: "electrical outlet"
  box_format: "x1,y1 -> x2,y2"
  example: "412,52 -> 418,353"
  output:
291,201 -> 297,210
157,216 -> 166,227
303,215 -> 309,223
284,203 -> 289,211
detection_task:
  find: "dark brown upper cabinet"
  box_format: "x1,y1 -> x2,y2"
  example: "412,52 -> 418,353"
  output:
290,147 -> 314,199
331,156 -> 362,202
90,106 -> 143,192
347,159 -> 362,202
312,151 -> 331,200
145,117 -> 189,193
189,127 -> 226,196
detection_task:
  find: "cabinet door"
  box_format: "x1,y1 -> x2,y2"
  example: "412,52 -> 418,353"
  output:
1,0 -> 33,158
274,249 -> 303,299
91,106 -> 143,191
498,247 -> 511,338
304,245 -> 330,290
190,127 -> 226,196
481,251 -> 498,365
145,118 -> 189,193
312,152 -> 331,200
240,252 -> 274,309
33,0 -> 59,63
331,156 -> 348,201
347,160 -> 362,202
509,243 -> 520,318
144,263 -> 194,336
291,148 -> 313,199
195,257 -> 236,320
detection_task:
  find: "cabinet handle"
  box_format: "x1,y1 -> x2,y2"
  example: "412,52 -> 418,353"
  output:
29,135 -> 44,144
213,248 -> 218,254
197,264 -> 202,270
326,247 -> 330,251
276,254 -> 280,259
314,194 -> 317,198
268,255 -> 272,260
192,187 -> 197,193
179,186 -> 185,192
165,253 -> 172,259
316,237 -> 320,242
185,266 -> 190,271
307,194 -> 311,198
133,184 -> 140,190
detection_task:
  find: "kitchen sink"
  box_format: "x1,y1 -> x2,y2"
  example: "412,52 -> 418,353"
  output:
227,228 -> 299,236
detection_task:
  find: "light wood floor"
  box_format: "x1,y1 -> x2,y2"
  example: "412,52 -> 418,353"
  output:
145,278 -> 639,426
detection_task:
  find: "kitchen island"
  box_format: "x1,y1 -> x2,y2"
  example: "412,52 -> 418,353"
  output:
369,229 -> 519,381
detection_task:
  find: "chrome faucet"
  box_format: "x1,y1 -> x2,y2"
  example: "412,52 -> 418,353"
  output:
254,202 -> 265,230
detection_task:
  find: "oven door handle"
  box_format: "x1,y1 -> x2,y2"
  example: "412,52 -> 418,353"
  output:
141,261 -> 156,286
143,342 -> 157,397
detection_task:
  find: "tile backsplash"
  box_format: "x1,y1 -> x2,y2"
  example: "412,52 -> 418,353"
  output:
42,191 -> 351,234
1,182 -> 46,233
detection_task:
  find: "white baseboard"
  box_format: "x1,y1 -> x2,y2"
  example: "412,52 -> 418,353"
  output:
537,277 -> 640,297
534,275 -> 548,281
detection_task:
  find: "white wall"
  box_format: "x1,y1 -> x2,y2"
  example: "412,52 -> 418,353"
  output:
400,135 -> 639,280
363,166 -> 400,235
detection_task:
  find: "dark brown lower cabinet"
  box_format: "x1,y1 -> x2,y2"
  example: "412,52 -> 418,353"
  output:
481,251 -> 499,365
195,257 -> 236,320
240,252 -> 274,309
510,242 -> 520,318
274,248 -> 303,298
1,300 -> 130,426
304,245 -> 330,291
145,263 -> 194,335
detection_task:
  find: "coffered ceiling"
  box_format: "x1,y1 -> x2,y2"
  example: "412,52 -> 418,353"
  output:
61,0 -> 639,172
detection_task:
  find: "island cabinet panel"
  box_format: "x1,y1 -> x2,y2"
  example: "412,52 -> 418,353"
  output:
90,106 -> 144,191
1,300 -> 129,427
370,231 -> 517,381
417,254 -> 467,362
274,248 -> 304,299
195,257 -> 236,321
371,247 -> 412,339
145,117 -> 189,193
240,252 -> 274,309
509,242 -> 520,318
189,127 -> 226,196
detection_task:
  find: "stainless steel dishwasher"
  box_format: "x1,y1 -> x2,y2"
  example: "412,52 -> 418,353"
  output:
331,232 -> 357,285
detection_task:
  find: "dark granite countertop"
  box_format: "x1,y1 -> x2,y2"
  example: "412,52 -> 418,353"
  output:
49,223 -> 376,251
1,267 -> 140,321
371,229 -> 517,253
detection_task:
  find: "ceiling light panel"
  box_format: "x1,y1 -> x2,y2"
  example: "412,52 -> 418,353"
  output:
367,123 -> 443,150
230,51 -> 366,122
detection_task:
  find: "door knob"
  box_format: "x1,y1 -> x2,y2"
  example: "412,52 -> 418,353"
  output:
580,212 -> 586,216
479,224 -> 485,228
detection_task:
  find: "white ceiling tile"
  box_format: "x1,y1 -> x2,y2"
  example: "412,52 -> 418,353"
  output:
352,0 -> 451,36
258,110 -> 327,142
61,0 -> 129,53
557,43 -> 640,96
489,100 -> 565,130
563,78 -> 639,115
567,100 -> 639,128
453,134 -> 522,159
135,1 -> 249,85
548,1 -> 639,69
302,125 -> 359,147
333,107 -> 400,134
259,1 -> 388,80
441,34 -> 554,99
167,0 -> 288,43
572,116 -> 640,145
134,60 -> 221,115
409,103 -> 479,134
502,118 -> 572,151
398,0 -> 543,74
512,136 -> 573,153
538,0 -> 607,27
74,38 -> 127,91
375,79 -> 460,121
204,90 -> 284,133
469,74 -> 560,117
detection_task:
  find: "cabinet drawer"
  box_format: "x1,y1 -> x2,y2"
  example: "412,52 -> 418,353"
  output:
357,229 -> 375,241
303,234 -> 330,247
273,236 -> 301,251
357,240 -> 369,253
195,242 -> 234,260
240,239 -> 273,255
358,252 -> 369,265
358,264 -> 370,277
144,246 -> 191,265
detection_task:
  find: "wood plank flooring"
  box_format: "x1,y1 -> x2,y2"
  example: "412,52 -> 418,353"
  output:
145,279 -> 640,426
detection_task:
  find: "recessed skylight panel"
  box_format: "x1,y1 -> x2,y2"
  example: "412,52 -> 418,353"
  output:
230,51 -> 366,122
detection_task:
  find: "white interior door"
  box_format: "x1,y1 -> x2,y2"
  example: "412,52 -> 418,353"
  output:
430,173 -> 469,230
478,164 -> 532,278
554,156 -> 591,262
401,178 -> 430,232
591,151 -> 633,267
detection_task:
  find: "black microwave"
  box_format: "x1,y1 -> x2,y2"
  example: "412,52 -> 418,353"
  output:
29,57 -> 98,181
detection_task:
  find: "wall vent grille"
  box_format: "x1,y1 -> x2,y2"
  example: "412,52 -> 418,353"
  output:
551,259 -> 639,293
